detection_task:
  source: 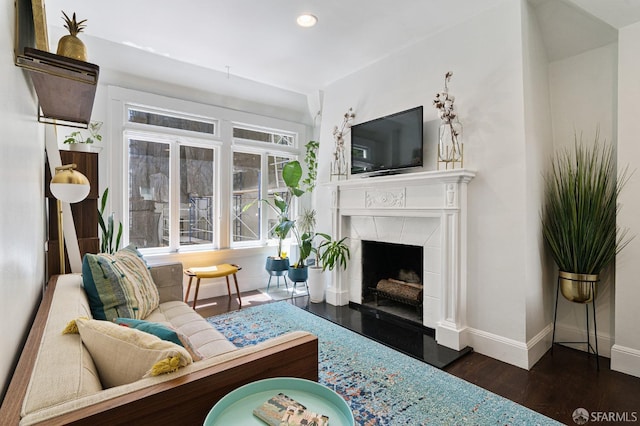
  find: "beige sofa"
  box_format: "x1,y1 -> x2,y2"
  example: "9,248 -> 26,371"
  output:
0,263 -> 318,425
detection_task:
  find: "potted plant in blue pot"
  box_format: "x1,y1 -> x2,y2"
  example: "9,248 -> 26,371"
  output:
287,209 -> 317,285
243,160 -> 305,284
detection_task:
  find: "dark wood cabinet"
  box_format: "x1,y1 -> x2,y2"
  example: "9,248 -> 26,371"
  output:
45,150 -> 99,277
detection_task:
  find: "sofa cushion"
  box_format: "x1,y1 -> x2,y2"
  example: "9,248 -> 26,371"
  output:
21,275 -> 103,417
71,317 -> 193,388
82,245 -> 160,321
113,317 -> 203,361
146,301 -> 238,359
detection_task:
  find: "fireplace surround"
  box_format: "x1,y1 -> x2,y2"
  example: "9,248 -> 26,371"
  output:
325,169 -> 475,351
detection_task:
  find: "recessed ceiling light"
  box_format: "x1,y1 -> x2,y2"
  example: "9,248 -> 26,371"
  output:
296,14 -> 318,28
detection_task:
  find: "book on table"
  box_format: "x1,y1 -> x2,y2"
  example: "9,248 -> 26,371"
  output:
253,393 -> 329,426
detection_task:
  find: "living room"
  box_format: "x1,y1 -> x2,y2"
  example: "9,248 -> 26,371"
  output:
2,0 -> 640,423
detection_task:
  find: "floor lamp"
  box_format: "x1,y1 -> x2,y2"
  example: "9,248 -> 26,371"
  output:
49,164 -> 90,274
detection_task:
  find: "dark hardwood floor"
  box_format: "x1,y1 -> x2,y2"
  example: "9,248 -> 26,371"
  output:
196,291 -> 640,425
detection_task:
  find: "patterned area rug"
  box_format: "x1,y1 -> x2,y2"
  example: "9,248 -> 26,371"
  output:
207,302 -> 560,425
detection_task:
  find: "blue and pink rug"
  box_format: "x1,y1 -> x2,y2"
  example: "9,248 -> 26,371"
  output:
207,302 -> 560,425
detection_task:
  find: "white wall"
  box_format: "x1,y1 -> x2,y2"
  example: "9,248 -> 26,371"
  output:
0,2 -> 46,397
317,1 -> 548,368
522,0 -> 555,366
614,21 -> 640,378
547,43 -> 618,357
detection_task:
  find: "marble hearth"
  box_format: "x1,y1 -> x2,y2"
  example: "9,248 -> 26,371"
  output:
326,170 -> 475,351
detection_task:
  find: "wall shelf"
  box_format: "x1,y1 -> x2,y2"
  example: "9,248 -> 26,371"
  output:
16,47 -> 99,128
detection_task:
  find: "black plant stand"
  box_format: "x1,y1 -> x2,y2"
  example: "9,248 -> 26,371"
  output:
551,275 -> 599,370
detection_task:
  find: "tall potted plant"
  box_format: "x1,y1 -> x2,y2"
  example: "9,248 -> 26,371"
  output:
307,233 -> 350,303
541,137 -> 632,303
287,141 -> 320,285
287,209 -> 316,284
243,160 -> 305,279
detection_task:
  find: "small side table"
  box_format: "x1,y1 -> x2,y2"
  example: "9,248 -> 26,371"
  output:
184,263 -> 242,310
204,377 -> 354,425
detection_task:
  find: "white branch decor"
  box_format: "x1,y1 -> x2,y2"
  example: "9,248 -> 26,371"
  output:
433,72 -> 463,169
331,108 -> 355,180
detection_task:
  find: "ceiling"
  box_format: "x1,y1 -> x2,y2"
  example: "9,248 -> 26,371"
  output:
44,0 -> 640,95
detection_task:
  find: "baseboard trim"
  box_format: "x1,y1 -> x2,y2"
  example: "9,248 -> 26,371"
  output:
611,344 -> 640,378
464,325 -> 554,370
465,327 -> 530,369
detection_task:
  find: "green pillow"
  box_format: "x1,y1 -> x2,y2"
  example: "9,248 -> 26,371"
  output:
113,318 -> 183,347
82,245 -> 160,321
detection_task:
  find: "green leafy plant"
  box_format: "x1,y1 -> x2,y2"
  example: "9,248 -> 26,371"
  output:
64,121 -> 103,144
243,160 -> 305,258
98,187 -> 123,254
315,232 -> 350,272
302,140 -> 319,192
541,136 -> 632,274
291,209 -> 317,268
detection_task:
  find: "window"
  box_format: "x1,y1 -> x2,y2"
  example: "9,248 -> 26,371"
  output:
112,87 -> 307,255
126,135 -> 217,252
231,151 -> 297,245
233,126 -> 294,146
128,108 -> 216,135
231,126 -> 298,247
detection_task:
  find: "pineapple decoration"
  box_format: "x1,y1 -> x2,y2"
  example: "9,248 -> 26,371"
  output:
56,11 -> 88,61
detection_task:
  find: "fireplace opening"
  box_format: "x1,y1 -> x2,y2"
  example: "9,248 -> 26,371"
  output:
361,240 -> 423,324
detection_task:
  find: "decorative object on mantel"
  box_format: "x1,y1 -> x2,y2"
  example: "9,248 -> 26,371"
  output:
433,71 -> 463,170
64,121 -> 103,151
331,108 -> 355,181
57,11 -> 88,61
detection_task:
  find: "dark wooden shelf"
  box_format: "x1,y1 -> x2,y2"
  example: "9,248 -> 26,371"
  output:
16,47 -> 99,128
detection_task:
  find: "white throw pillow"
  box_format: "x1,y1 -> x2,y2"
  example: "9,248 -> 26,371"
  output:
71,318 -> 193,388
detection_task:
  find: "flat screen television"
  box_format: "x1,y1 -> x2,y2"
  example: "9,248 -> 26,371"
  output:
350,106 -> 423,176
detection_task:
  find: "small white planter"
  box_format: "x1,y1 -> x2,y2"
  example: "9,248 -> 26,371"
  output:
307,267 -> 327,303
68,143 -> 92,152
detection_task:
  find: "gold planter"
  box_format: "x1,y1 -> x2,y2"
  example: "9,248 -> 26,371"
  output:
559,271 -> 598,303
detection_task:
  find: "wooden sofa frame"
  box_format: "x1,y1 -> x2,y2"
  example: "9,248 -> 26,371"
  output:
0,275 -> 319,425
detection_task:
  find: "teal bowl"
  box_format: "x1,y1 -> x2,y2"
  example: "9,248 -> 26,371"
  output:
204,377 -> 354,425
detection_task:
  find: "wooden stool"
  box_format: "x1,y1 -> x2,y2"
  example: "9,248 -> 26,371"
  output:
184,263 -> 242,309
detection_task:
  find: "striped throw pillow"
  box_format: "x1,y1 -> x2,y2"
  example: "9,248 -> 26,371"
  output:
82,245 -> 160,321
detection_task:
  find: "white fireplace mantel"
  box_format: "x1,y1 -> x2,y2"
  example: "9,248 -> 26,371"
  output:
324,169 -> 475,351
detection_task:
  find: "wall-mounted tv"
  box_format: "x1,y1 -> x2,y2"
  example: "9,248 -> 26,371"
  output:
350,106 -> 423,176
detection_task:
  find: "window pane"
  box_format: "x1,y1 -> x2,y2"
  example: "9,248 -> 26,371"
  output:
267,155 -> 293,239
232,152 -> 261,243
128,109 -> 215,135
128,139 -> 170,249
233,127 -> 294,146
180,146 -> 215,246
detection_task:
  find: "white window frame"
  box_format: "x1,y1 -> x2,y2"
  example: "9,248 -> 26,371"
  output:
231,125 -> 300,249
124,129 -> 221,254
108,86 -> 309,259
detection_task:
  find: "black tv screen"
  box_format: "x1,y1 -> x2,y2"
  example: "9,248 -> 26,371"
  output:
350,106 -> 423,175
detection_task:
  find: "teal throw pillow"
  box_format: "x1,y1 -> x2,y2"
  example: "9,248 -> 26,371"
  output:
82,245 -> 160,321
113,318 -> 184,347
